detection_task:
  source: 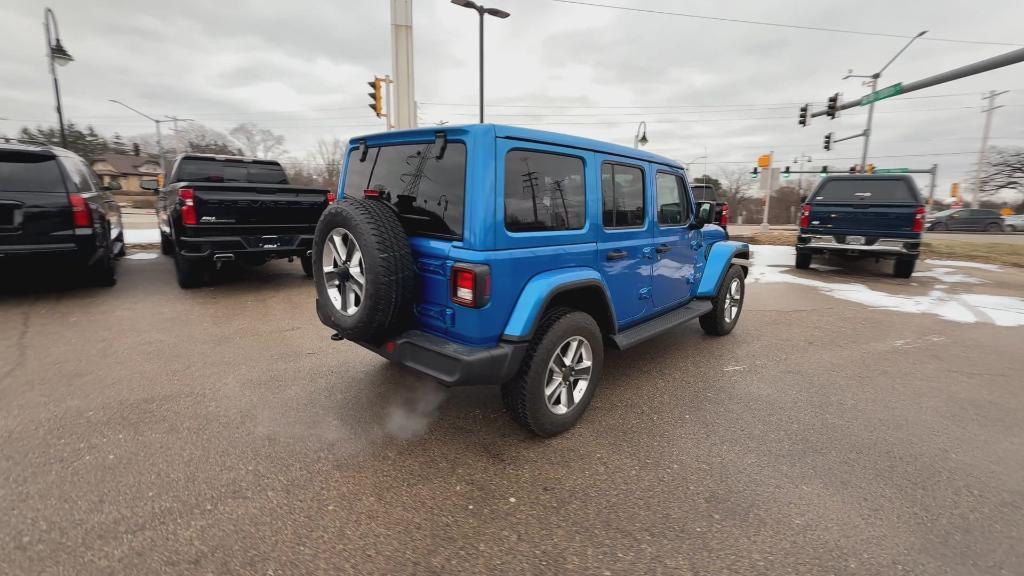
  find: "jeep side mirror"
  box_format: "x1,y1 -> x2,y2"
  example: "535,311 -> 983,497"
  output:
691,201 -> 713,228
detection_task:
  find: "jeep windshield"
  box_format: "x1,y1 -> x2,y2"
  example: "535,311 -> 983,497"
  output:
343,142 -> 466,238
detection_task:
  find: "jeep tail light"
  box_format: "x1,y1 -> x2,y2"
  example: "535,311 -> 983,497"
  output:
912,205 -> 925,233
364,188 -> 380,199
69,193 -> 92,228
799,203 -> 811,229
180,188 -> 197,225
451,263 -> 491,308
326,191 -> 337,204
720,202 -> 729,227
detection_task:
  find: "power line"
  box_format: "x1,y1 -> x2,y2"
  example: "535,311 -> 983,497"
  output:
549,0 -> 1023,47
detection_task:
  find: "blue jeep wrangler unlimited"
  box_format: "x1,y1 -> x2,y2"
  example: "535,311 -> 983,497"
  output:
313,125 -> 749,436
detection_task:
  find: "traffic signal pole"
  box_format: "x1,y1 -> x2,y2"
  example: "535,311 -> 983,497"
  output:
860,76 -> 877,171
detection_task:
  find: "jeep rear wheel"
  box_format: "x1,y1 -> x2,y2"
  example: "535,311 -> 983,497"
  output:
312,199 -> 415,344
502,307 -> 603,437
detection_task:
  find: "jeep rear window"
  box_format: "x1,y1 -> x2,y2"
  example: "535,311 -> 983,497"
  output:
0,152 -> 66,193
505,150 -> 585,233
175,158 -> 289,185
812,179 -> 918,204
344,143 -> 466,238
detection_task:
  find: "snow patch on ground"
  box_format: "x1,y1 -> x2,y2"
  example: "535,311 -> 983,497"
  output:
749,245 -> 1024,327
924,259 -> 1002,272
124,252 -> 159,260
125,229 -> 160,244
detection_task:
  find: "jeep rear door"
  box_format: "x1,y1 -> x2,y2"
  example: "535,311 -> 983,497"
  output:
0,150 -> 73,248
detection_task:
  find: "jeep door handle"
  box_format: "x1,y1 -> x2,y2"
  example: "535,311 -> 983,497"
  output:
606,249 -> 627,261
655,244 -> 672,254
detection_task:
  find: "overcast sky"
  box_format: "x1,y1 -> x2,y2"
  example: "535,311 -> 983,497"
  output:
2,0 -> 1022,199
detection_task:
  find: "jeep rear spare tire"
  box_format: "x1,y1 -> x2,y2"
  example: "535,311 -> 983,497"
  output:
313,199 -> 415,344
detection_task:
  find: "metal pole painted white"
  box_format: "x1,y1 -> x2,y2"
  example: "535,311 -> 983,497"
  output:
390,0 -> 417,129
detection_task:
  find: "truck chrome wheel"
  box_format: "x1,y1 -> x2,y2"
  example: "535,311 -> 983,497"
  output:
544,336 -> 593,415
322,227 -> 365,316
724,277 -> 742,324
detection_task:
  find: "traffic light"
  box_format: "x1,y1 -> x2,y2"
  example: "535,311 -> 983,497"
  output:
798,104 -> 810,127
826,93 -> 840,119
783,166 -> 791,179
866,163 -> 876,175
823,132 -> 833,151
367,77 -> 383,118
950,182 -> 960,198
751,167 -> 759,180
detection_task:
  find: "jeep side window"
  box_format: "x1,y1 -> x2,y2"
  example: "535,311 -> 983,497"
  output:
505,150 -> 585,233
655,172 -> 689,226
601,162 -> 645,229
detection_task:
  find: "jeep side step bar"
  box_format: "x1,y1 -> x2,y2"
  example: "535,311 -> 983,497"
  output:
609,299 -> 713,350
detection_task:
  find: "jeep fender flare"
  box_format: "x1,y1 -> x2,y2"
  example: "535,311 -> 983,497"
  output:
696,240 -> 750,298
502,268 -> 616,341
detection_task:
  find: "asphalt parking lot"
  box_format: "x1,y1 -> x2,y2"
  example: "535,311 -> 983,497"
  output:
2,249 -> 1022,575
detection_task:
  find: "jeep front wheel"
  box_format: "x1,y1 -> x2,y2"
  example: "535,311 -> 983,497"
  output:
700,265 -> 744,336
502,307 -> 603,437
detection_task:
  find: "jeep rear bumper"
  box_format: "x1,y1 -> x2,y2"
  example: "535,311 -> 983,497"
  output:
316,298 -> 527,387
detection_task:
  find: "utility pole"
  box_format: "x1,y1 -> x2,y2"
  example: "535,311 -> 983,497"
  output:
971,90 -> 1008,208
928,164 -> 938,209
390,0 -> 416,129
166,115 -> 194,155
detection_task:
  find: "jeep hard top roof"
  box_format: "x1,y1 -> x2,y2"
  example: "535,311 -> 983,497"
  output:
348,124 -> 685,171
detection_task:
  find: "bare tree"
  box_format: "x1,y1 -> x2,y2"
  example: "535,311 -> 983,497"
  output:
228,122 -> 286,158
717,165 -> 759,223
980,146 -> 1024,197
309,137 -> 345,191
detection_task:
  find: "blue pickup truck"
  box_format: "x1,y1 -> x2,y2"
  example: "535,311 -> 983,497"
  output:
312,125 -> 749,436
796,175 -> 926,278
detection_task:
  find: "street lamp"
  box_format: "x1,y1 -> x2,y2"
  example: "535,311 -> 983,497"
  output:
44,7 -> 73,148
844,30 -> 927,171
451,0 -> 510,124
634,121 -> 648,149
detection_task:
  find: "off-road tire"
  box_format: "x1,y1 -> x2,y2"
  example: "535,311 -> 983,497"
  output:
795,251 -> 812,269
700,265 -> 744,336
893,257 -> 916,279
312,199 -> 415,343
300,253 -> 314,278
160,233 -> 174,255
502,307 -> 604,437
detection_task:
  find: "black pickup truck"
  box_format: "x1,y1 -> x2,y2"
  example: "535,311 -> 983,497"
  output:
796,175 -> 925,278
148,154 -> 333,288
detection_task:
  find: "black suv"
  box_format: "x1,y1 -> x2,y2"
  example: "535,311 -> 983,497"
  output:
0,139 -> 123,285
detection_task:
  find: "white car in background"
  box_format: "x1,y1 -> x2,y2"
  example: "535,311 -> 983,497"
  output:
1003,214 -> 1024,232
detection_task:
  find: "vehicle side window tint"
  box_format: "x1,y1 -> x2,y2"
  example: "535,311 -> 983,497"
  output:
505,150 -> 585,232
601,163 -> 645,229
656,172 -> 689,226
87,166 -> 104,191
59,158 -> 92,192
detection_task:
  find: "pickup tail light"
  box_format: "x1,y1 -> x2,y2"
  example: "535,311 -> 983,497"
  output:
451,263 -> 491,308
799,203 -> 811,229
719,202 -> 729,227
69,193 -> 92,228
326,191 -> 337,204
912,205 -> 925,233
180,188 -> 197,225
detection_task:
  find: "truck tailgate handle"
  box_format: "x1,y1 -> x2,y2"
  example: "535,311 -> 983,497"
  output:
606,249 -> 627,261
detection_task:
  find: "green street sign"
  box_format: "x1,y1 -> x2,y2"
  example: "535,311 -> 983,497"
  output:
874,168 -> 910,174
861,83 -> 903,106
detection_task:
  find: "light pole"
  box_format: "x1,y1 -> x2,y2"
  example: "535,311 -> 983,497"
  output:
451,0 -> 510,124
844,30 -> 927,171
793,153 -> 812,197
686,155 -> 706,179
44,7 -> 73,149
109,99 -> 172,172
633,121 -> 648,149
